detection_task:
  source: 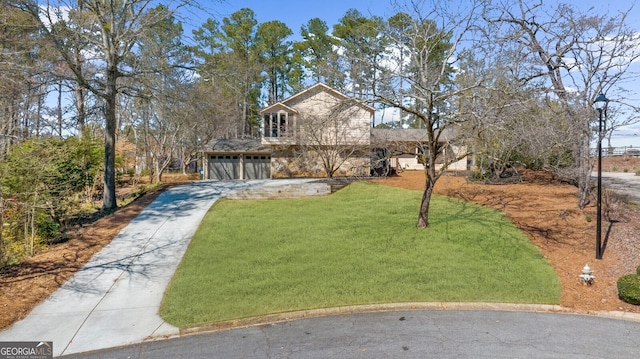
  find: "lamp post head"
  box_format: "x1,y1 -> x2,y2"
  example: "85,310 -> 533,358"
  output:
594,92 -> 609,110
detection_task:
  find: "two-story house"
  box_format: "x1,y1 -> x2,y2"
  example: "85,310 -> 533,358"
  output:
201,83 -> 374,179
200,82 -> 467,180
261,83 -> 374,178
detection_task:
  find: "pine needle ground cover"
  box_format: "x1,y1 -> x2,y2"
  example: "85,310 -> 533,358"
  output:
161,182 -> 560,327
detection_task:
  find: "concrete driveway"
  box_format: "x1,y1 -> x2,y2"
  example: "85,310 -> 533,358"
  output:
0,180 -> 289,357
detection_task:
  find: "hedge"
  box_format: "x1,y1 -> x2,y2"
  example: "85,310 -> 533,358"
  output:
617,274 -> 640,305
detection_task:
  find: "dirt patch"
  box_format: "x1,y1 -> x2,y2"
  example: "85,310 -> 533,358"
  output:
1,165 -> 639,330
601,156 -> 640,173
374,163 -> 640,314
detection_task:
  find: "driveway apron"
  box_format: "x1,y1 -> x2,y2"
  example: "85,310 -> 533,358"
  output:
0,180 -> 269,357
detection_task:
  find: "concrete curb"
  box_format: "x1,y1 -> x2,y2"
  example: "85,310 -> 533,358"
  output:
178,302 -> 640,337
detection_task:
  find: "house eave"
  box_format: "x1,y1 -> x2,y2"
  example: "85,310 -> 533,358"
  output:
279,82 -> 376,115
260,103 -> 299,114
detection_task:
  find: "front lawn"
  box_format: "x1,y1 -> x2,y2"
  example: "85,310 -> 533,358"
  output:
160,181 -> 560,327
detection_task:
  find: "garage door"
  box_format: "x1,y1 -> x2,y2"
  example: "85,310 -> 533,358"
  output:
244,155 -> 271,179
208,155 -> 240,180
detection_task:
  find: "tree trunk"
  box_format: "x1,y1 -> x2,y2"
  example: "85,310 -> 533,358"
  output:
75,86 -> 86,136
103,67 -> 118,211
35,96 -> 41,137
57,82 -> 63,138
153,156 -> 162,183
417,165 -> 436,228
576,131 -> 593,209
181,146 -> 188,175
417,173 -> 435,228
75,43 -> 86,137
416,102 -> 439,229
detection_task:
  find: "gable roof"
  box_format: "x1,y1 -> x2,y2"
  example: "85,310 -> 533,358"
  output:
261,82 -> 375,115
260,102 -> 298,114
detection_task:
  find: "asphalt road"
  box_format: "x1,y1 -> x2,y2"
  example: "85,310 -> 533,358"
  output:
598,172 -> 640,204
61,310 -> 640,359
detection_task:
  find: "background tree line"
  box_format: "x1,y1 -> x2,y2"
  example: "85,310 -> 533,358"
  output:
1,0 -> 638,262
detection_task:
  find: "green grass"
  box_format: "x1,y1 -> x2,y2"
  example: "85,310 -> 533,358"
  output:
160,182 -> 560,327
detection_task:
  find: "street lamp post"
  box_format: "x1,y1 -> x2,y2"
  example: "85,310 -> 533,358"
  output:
594,92 -> 609,260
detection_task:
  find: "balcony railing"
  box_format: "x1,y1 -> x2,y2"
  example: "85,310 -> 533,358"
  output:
261,136 -> 297,145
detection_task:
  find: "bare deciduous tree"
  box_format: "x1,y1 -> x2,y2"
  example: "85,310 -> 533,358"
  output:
485,0 -> 640,208
296,98 -> 372,178
373,0 -> 482,228
10,0 -> 197,210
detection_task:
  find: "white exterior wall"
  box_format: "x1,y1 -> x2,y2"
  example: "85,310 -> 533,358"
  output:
444,146 -> 468,171
397,145 -> 468,172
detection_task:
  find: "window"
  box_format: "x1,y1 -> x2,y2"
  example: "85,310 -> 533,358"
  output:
279,114 -> 287,137
263,112 -> 293,138
270,114 -> 278,137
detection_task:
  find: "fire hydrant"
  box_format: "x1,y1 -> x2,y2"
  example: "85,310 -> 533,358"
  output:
579,264 -> 595,285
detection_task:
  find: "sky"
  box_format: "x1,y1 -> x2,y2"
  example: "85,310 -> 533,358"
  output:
187,0 -> 640,148
215,0 -> 394,37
